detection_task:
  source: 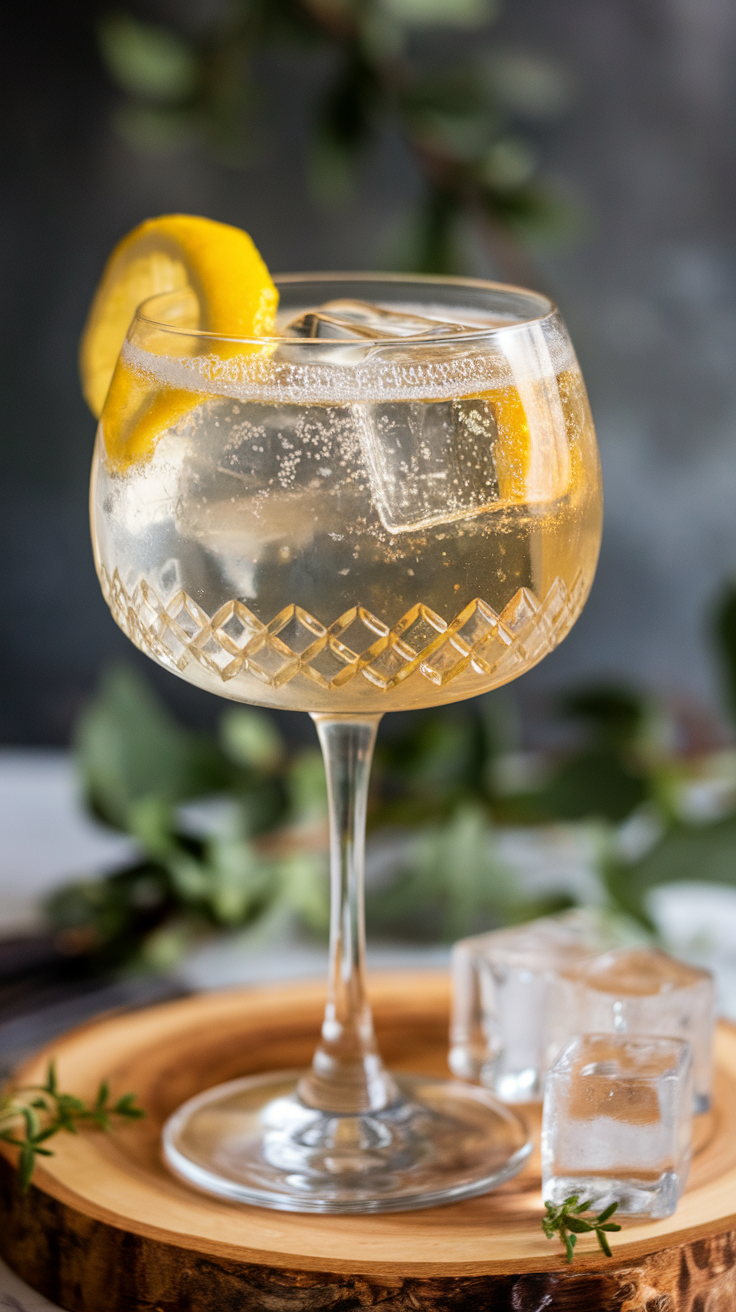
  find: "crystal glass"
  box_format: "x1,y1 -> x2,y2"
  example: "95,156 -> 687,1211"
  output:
90,273 -> 602,1212
542,1034 -> 694,1218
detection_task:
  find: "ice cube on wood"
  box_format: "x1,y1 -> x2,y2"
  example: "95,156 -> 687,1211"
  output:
542,1033 -> 694,1218
449,909 -> 629,1103
558,947 -> 715,1113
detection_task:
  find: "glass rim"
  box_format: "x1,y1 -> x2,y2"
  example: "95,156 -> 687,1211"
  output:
134,271 -> 558,348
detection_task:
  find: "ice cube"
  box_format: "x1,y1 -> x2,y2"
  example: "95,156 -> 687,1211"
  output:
557,947 -> 715,1113
355,394 -> 504,533
449,909 -> 631,1103
282,298 -> 571,533
284,299 -> 469,341
542,1033 -> 693,1218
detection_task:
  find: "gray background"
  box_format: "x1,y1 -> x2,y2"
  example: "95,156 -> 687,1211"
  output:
3,0 -> 736,743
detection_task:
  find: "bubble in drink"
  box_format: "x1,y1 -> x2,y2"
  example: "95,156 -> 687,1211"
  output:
92,292 -> 601,714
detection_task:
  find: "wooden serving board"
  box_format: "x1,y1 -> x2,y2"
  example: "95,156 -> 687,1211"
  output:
0,972 -> 735,1311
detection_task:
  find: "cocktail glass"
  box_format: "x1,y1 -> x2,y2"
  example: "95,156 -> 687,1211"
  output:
90,273 -> 602,1212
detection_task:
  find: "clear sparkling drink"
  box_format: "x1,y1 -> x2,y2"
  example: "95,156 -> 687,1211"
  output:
91,289 -> 602,715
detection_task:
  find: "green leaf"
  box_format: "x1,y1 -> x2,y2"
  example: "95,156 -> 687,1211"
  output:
277,851 -> 329,935
595,1202 -> 619,1223
21,1107 -> 40,1140
564,1216 -> 593,1234
286,749 -> 328,825
114,1094 -> 145,1120
481,180 -> 584,248
402,66 -> 496,147
56,1094 -> 86,1114
98,14 -> 199,104
127,796 -> 176,860
74,666 -> 222,829
541,1196 -> 618,1264
476,138 -> 537,191
32,1127 -> 59,1145
44,1062 -> 58,1097
368,804 -> 511,941
486,52 -> 572,118
139,919 -> 197,972
112,104 -> 197,157
608,814 -> 736,923
19,1142 -> 36,1192
378,712 -> 484,799
220,708 -> 284,773
206,833 -> 270,926
596,1230 -> 613,1258
537,746 -> 649,824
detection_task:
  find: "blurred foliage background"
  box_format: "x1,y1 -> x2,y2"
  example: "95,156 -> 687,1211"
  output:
5,0 -> 736,747
96,0 -> 575,278
5,0 -> 736,979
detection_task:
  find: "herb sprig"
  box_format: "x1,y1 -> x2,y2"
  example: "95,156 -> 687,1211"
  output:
542,1195 -> 621,1264
0,1061 -> 144,1190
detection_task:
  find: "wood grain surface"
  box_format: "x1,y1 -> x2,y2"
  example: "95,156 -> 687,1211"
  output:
0,972 -> 734,1311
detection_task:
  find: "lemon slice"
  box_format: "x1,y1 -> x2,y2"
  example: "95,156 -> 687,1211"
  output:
80,214 -> 278,469
485,385 -> 530,502
474,383 -> 570,503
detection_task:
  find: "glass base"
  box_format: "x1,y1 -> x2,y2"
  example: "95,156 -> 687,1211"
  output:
162,1069 -> 532,1214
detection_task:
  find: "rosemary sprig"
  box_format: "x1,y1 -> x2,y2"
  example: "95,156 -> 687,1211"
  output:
0,1061 -> 144,1190
542,1194 -> 621,1264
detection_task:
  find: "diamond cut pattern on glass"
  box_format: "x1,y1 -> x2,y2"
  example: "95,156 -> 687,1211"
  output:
245,605 -> 329,688
421,599 -> 512,687
99,566 -> 585,693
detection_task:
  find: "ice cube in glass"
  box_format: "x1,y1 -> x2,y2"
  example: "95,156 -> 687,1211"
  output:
284,298 -> 571,533
560,948 -> 714,1112
449,909 -> 625,1103
542,1033 -> 693,1218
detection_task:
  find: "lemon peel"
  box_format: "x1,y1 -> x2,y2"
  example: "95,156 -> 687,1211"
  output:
80,214 -> 277,471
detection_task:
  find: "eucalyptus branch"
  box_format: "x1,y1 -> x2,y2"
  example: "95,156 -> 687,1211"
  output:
542,1195 -> 621,1264
0,1061 -> 144,1190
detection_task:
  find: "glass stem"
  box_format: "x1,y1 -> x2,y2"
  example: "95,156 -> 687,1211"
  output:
298,714 -> 399,1115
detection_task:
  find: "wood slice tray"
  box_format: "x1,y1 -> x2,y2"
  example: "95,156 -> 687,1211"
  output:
0,972 -> 735,1311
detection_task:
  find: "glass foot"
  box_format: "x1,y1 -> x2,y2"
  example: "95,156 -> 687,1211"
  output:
162,1070 -> 532,1214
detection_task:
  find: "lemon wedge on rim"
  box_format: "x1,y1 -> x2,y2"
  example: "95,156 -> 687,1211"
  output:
80,214 -> 277,470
